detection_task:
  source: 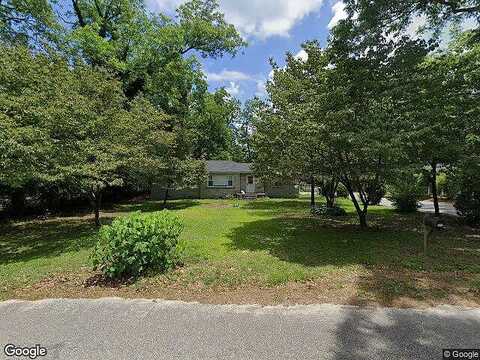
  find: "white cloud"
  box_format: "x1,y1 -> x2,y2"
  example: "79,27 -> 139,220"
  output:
295,49 -> 308,61
255,80 -> 267,97
405,14 -> 429,39
207,70 -> 252,82
328,1 -> 347,29
404,14 -> 479,49
225,81 -> 241,96
150,0 -> 325,39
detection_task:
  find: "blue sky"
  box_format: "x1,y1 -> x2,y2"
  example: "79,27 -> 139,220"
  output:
148,0 -> 347,102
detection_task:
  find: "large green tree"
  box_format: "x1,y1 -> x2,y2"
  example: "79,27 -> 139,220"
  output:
1,0 -> 246,219
400,48 -> 472,216
256,21 -> 429,228
232,98 -> 261,163
0,45 -> 176,224
188,88 -> 240,160
66,0 -> 245,110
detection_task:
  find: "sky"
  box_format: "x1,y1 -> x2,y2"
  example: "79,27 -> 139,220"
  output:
147,0 -> 348,102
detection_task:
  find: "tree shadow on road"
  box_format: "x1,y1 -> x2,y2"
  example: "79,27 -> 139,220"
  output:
331,304 -> 479,360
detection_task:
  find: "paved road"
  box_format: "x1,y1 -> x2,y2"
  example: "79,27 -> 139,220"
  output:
1,299 -> 479,360
418,200 -> 458,216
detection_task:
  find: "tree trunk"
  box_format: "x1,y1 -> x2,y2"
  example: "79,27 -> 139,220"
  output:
326,191 -> 335,208
10,188 -> 26,217
344,183 -> 368,229
163,188 -> 169,208
431,162 -> 440,217
310,176 -> 315,207
94,191 -> 102,227
90,187 -> 102,227
358,210 -> 367,229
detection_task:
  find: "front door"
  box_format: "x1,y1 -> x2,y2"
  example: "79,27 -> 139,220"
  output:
246,175 -> 255,193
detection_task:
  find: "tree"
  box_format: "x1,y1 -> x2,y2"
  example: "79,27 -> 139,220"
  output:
232,98 -> 261,163
0,45 -> 66,215
0,45 -> 177,225
344,0 -> 480,39
1,0 -> 246,220
398,33 -> 478,216
189,89 -> 240,160
0,0 -> 58,46
447,37 -> 480,222
65,0 -> 245,107
256,20 -> 429,228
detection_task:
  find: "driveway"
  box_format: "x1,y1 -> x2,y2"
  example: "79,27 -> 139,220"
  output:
418,199 -> 458,216
380,198 -> 458,216
1,299 -> 479,360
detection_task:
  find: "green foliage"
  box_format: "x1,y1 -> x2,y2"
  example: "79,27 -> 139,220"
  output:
387,170 -> 423,213
336,183 -> 349,198
92,211 -> 184,279
0,0 -> 58,46
344,0 -> 480,40
0,44 -> 177,222
232,98 -> 260,162
455,192 -> 480,226
453,134 -> 480,226
311,205 -> 347,217
367,185 -> 386,206
189,89 -> 240,160
389,191 -> 420,214
64,0 -> 245,112
255,22 -> 429,227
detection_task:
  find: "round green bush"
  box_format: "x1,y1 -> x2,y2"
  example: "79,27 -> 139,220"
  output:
389,192 -> 420,213
311,205 -> 347,217
336,183 -> 349,198
92,211 -> 184,279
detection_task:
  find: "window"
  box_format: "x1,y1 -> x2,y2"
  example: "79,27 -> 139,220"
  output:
247,175 -> 254,185
208,175 -> 234,188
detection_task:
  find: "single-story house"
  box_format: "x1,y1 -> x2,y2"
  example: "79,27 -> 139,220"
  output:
152,160 -> 298,200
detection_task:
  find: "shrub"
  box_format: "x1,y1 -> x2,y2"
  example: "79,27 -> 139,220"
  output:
387,170 -> 422,213
311,205 -> 347,217
336,183 -> 349,198
455,191 -> 480,226
92,211 -> 184,279
389,191 -> 420,213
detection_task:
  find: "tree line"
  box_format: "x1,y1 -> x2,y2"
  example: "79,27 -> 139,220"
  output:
0,0 -> 253,224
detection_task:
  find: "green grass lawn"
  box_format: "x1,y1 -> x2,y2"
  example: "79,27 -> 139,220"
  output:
1,195 -> 480,306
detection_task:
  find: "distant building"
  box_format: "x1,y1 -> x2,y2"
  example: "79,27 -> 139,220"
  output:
152,161 -> 298,200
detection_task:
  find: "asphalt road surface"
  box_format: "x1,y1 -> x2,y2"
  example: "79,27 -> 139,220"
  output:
380,198 -> 458,216
1,299 -> 479,360
418,200 -> 458,216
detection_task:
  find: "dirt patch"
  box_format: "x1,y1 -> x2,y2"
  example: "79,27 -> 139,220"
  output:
10,268 -> 480,309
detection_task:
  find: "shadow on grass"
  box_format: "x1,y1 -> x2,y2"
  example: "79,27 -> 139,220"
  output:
242,199 -> 310,212
227,216 -> 422,268
0,219 -> 97,265
113,200 -> 201,213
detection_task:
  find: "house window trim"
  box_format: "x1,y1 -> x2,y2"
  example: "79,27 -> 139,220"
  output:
208,174 -> 234,189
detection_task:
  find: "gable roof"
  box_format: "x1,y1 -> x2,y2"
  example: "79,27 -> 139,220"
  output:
206,161 -> 253,174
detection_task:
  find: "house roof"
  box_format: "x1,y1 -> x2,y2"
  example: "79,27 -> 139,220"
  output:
206,161 -> 253,174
